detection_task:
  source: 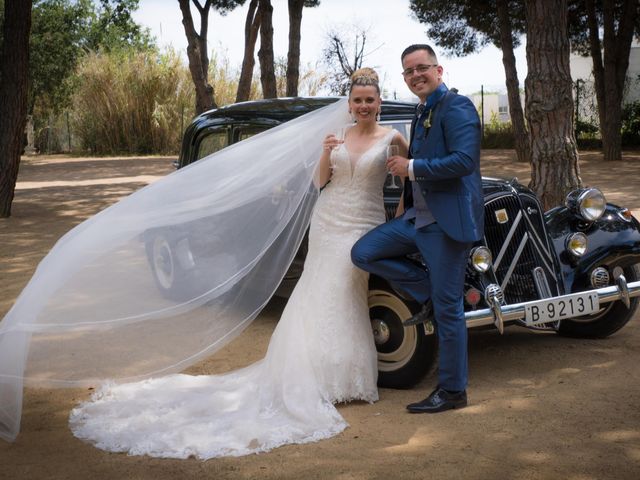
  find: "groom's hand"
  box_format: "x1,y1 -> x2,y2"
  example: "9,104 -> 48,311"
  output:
386,156 -> 409,178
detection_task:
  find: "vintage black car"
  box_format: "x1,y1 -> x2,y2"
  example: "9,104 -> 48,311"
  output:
156,96 -> 640,389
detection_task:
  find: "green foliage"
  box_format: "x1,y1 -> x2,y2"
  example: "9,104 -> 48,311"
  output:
71,49 -> 195,154
481,113 -> 515,149
568,1 -> 640,57
47,45 -> 328,155
84,0 -> 154,52
409,1 -> 637,58
12,0 -> 329,155
575,120 -> 602,150
622,101 -> 640,147
408,0 -> 526,56
575,119 -> 598,136
208,0 -> 248,16
478,115 -> 608,151
29,0 -> 155,118
29,0 -> 93,118
22,0 -> 157,149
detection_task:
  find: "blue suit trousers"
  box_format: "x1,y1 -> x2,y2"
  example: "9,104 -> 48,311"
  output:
351,218 -> 470,391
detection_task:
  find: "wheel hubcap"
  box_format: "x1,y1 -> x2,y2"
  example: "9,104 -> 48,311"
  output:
153,238 -> 174,289
368,289 -> 418,372
371,318 -> 390,345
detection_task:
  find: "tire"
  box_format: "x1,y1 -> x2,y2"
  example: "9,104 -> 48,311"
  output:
557,264 -> 640,339
368,282 -> 438,389
146,234 -> 199,301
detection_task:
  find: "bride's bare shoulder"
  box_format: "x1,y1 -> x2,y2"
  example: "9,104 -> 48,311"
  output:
376,126 -> 395,138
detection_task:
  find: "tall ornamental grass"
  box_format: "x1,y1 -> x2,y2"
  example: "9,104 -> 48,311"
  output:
70,47 -> 329,155
72,49 -> 195,154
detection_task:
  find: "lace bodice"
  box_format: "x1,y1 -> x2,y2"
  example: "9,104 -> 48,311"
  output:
312,128 -> 395,241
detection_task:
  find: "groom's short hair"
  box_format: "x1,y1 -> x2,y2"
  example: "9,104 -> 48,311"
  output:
401,44 -> 438,63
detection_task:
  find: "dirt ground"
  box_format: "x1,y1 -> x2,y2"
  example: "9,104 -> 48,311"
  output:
1,150 -> 640,480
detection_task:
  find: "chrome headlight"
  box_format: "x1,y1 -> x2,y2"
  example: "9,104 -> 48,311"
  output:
470,246 -> 492,272
566,232 -> 588,257
565,188 -> 606,222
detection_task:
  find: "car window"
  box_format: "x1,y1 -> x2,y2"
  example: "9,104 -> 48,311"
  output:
382,121 -> 411,140
236,127 -> 268,143
196,130 -> 229,160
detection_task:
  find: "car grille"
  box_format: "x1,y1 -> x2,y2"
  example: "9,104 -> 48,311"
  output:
484,194 -> 559,305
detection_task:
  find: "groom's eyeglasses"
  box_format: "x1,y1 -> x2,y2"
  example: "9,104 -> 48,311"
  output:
402,64 -> 437,77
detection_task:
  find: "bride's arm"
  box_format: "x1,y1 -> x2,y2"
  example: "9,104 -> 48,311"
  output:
392,131 -> 409,158
315,134 -> 341,188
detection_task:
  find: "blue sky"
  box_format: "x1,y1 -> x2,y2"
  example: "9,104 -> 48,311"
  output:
132,0 -> 528,99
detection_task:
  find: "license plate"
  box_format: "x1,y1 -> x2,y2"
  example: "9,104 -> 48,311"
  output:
524,292 -> 600,326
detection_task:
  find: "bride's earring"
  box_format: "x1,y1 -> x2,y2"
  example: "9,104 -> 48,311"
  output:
376,110 -> 381,122
349,110 -> 356,122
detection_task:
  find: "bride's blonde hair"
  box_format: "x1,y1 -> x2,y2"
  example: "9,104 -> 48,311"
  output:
349,67 -> 380,94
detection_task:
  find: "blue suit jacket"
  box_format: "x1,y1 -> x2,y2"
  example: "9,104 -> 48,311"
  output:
403,86 -> 484,243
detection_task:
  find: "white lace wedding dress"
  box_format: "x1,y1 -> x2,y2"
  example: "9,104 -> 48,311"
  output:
69,127 -> 396,459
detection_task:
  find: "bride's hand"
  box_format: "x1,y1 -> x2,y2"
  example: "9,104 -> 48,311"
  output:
322,134 -> 343,151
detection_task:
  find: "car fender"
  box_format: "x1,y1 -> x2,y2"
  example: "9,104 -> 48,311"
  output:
545,204 -> 640,293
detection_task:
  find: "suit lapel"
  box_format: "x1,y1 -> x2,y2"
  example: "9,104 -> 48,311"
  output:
426,90 -> 452,143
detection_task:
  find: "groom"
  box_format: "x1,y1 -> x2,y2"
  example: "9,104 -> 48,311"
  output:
351,44 -> 482,413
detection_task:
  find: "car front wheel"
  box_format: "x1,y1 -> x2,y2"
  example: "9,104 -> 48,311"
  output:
368,282 -> 437,389
557,264 -> 640,339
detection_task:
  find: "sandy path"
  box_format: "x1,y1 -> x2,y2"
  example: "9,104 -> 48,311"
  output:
1,151 -> 640,480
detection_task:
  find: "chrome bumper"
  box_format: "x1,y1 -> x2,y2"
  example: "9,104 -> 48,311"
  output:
464,275 -> 640,330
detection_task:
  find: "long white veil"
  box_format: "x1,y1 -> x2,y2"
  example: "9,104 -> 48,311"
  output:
0,98 -> 350,442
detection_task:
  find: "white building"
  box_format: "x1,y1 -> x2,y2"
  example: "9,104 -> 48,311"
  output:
468,90 -> 525,126
571,44 -> 640,121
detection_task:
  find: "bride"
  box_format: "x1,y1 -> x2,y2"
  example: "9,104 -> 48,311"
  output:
69,68 -> 408,459
0,68 -> 408,458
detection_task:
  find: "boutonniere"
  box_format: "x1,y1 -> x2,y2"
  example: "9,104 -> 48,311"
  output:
423,109 -> 433,129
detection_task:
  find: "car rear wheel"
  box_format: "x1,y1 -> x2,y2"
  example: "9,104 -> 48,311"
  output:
368,281 -> 437,389
146,234 -> 199,301
557,264 -> 639,339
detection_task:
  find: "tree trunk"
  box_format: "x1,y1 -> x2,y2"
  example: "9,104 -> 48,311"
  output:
0,0 -> 32,218
496,0 -> 530,164
586,0 -> 638,162
258,0 -> 277,99
286,0 -> 304,97
236,0 -> 261,102
525,0 -> 581,210
584,0 -> 605,124
179,0 -> 216,114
